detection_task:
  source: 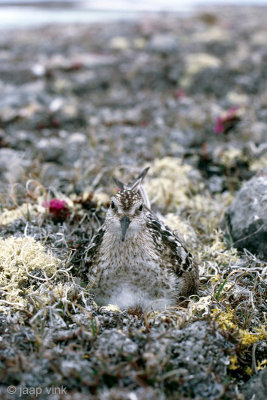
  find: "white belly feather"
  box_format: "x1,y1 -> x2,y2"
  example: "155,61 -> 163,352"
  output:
91,230 -> 177,311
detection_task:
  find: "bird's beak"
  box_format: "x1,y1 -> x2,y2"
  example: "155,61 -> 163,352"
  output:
120,216 -> 131,242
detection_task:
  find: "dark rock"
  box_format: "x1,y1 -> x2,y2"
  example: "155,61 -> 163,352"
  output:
99,387 -> 166,400
222,175 -> 267,260
0,148 -> 27,181
65,132 -> 87,163
242,369 -> 267,400
169,128 -> 197,148
36,137 -> 65,163
208,175 -> 225,193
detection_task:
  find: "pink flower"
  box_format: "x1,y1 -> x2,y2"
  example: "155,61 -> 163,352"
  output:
175,89 -> 186,99
214,117 -> 224,134
49,198 -> 67,211
214,106 -> 240,134
43,198 -> 69,221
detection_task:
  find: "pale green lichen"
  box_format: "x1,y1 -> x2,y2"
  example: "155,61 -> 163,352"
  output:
109,36 -> 130,50
93,192 -> 110,208
0,203 -> 35,226
0,197 -> 47,226
220,147 -> 244,167
163,213 -> 198,246
186,53 -> 221,75
144,157 -> 202,211
180,53 -> 221,87
0,236 -> 60,311
249,154 -> 267,172
226,92 -> 249,105
190,27 -> 231,43
100,304 -> 121,313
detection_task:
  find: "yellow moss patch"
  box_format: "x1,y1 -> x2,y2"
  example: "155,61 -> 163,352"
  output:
0,236 -> 60,311
187,192 -> 233,234
229,355 -> 239,370
257,360 -> 267,371
211,308 -> 267,347
245,366 -> 253,375
70,191 -> 109,211
211,308 -> 236,330
191,28 -> 231,43
109,36 -> 130,50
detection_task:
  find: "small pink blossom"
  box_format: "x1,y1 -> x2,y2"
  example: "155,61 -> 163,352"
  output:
43,198 -> 69,221
214,117 -> 224,134
214,106 -> 240,134
48,198 -> 67,211
175,89 -> 186,99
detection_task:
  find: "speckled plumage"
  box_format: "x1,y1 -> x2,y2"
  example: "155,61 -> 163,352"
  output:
86,170 -> 199,311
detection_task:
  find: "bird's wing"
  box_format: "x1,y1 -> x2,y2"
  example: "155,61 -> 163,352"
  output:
85,224 -> 106,269
146,214 -> 194,277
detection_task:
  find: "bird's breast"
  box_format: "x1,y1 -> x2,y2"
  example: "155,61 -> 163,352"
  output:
91,232 -> 177,310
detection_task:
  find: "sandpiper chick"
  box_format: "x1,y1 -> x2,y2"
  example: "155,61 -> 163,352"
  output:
85,168 -> 199,311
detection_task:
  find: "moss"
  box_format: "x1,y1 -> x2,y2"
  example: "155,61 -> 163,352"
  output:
211,308 -> 267,346
229,355 -> 239,370
257,360 -> 267,371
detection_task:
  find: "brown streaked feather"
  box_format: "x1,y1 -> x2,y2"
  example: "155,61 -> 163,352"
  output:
85,225 -> 106,267
115,190 -> 142,212
146,213 -> 199,296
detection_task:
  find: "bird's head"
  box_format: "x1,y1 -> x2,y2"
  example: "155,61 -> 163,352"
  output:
105,168 -> 150,242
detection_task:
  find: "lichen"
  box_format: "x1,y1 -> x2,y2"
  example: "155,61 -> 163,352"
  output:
0,236 -> 60,311
144,157 -> 202,211
249,154 -> 267,172
180,53 -> 221,87
220,147 -> 244,167
93,192 -> 110,208
163,213 -> 198,244
0,203 -> 35,226
100,304 -> 121,313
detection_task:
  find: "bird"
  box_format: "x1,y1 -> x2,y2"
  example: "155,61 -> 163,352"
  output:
85,168 -> 199,312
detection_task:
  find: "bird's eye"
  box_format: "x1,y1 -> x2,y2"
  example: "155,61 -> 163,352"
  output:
111,201 -> 115,209
139,204 -> 143,211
